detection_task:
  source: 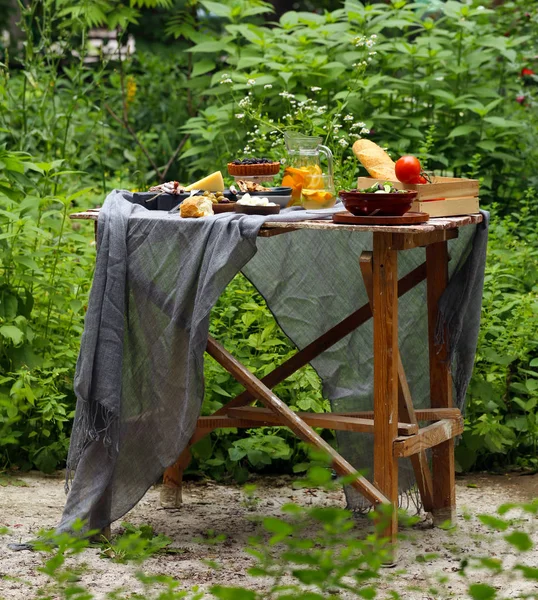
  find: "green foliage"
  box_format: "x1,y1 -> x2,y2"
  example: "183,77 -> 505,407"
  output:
457,191 -> 538,471
99,522 -> 174,562
2,493 -> 538,599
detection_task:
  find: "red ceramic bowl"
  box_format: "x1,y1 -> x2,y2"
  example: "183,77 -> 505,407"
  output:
339,190 -> 418,217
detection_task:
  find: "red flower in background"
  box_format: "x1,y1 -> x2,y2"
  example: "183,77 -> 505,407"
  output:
516,95 -> 526,105
521,67 -> 535,77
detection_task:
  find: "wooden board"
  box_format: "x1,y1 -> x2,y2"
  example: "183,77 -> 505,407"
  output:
357,176 -> 479,201
393,418 -> 464,458
333,211 -> 429,225
411,197 -> 479,218
213,203 -> 236,213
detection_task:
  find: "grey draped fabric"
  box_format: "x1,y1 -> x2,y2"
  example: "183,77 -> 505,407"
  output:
55,190 -> 487,531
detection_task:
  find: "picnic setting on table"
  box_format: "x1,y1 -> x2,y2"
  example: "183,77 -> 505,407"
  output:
19,129 -> 487,555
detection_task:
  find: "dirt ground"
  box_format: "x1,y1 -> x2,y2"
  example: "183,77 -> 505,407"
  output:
0,471 -> 537,599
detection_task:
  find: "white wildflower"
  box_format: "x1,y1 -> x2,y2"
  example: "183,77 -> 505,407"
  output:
279,91 -> 295,99
338,138 -> 349,148
235,113 -> 245,119
311,86 -> 322,92
238,96 -> 251,108
264,84 -> 273,89
247,78 -> 256,86
371,34 -> 377,40
344,114 -> 354,121
360,127 -> 370,135
220,78 -> 233,84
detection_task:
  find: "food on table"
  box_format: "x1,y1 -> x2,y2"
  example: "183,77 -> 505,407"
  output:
179,196 -> 214,218
352,139 -> 397,180
227,158 -> 281,177
301,188 -> 336,210
282,164 -> 323,202
237,193 -> 276,207
358,182 -> 409,193
339,187 -> 417,216
234,180 -> 270,193
184,171 -> 225,192
395,155 -> 426,184
201,190 -> 234,204
149,181 -> 186,195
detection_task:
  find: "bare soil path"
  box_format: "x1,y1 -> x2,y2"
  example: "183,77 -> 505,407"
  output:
0,472 -> 537,599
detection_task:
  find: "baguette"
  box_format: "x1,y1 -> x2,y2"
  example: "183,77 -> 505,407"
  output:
352,139 -> 397,180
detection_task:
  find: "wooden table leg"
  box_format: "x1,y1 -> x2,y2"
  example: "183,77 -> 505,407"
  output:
161,448 -> 192,508
372,233 -> 400,546
360,252 -> 434,513
426,241 -> 456,526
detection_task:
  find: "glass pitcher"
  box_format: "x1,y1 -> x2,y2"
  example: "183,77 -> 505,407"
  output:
283,132 -> 334,204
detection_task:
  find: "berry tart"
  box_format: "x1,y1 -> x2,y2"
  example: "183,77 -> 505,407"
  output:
227,157 -> 281,177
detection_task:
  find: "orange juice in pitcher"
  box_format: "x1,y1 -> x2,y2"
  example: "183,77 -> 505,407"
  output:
282,132 -> 334,208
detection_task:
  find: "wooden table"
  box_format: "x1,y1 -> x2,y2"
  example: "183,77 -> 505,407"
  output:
71,209 -> 482,547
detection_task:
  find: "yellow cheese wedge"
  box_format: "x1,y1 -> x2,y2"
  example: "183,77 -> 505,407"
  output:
185,171 -> 225,192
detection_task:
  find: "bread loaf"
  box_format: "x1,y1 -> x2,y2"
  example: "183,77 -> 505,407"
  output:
180,196 -> 214,218
352,139 -> 397,180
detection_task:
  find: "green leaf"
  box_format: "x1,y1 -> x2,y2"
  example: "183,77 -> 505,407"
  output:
468,583 -> 496,599
306,466 -> 332,486
292,569 -> 327,585
191,59 -> 216,78
504,531 -> 533,552
13,256 -> 42,272
263,517 -> 294,536
33,448 -> 58,474
188,40 -> 229,53
484,116 -> 521,129
516,564 -> 538,580
211,384 -> 231,397
478,515 -> 508,531
210,587 -> 256,600
482,348 -> 517,365
0,325 -> 24,345
228,447 -> 246,462
200,1 -> 232,18
448,124 -> 479,138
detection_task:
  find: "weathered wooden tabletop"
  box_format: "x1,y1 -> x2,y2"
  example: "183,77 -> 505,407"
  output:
70,208 -> 482,234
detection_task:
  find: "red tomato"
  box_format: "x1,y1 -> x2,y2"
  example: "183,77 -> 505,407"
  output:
395,155 -> 421,184
410,175 -> 428,184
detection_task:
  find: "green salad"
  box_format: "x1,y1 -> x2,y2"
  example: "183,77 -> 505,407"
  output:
359,182 -> 407,193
